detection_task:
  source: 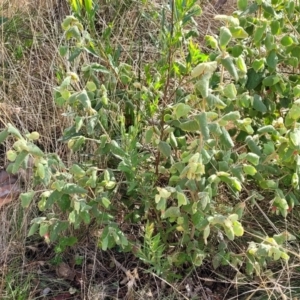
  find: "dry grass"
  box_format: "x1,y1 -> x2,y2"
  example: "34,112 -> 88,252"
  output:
0,0 -> 70,155
197,0 -> 236,43
0,0 -> 72,298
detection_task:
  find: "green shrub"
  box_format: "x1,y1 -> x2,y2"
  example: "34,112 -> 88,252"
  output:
2,0 -> 300,288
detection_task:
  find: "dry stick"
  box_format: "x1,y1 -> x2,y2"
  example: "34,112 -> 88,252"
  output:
138,267 -> 190,300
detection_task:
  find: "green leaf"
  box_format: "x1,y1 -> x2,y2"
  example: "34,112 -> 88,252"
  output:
263,141 -> 275,155
243,165 -> 257,176
229,177 -> 242,191
27,132 -> 40,141
205,35 -> 218,49
45,190 -> 62,209
55,97 -> 66,107
101,235 -> 109,251
85,63 -> 110,74
158,141 -> 172,157
231,45 -> 243,57
253,94 -> 267,113
191,61 -> 217,78
7,150 -> 17,162
101,197 -> 111,208
195,113 -> 210,140
84,0 -> 93,14
252,59 -> 265,72
66,26 -> 81,41
237,0 -> 248,10
257,125 -> 277,134
157,187 -> 171,199
110,140 -> 126,159
263,75 -> 280,87
234,202 -> 245,219
246,137 -> 262,156
0,129 -> 9,143
232,221 -> 244,236
220,127 -> 234,149
68,136 -> 85,151
236,56 -> 247,73
62,183 -> 87,194
221,111 -> 240,122
68,211 -> 77,224
36,163 -> 46,179
163,207 -> 180,219
265,33 -> 275,51
293,86 -> 300,98
156,197 -> 167,211
287,101 -> 300,120
281,252 -> 289,261
58,236 -> 77,248
80,210 -> 91,224
224,225 -> 235,241
59,45 -> 68,57
39,223 -> 49,237
266,50 -> 278,70
271,247 -> 281,260
262,180 -> 278,189
27,143 -> 44,157
219,26 -> 232,50
206,94 -> 227,109
86,81 -> 97,92
180,120 -> 199,132
292,172 -> 299,189
242,2 -> 258,14
28,223 -> 39,237
223,83 -> 237,99
12,151 -> 28,174
246,69 -> 264,90
289,129 -> 300,148
253,22 -> 267,44
287,57 -> 298,68
281,36 -> 294,47
274,232 -> 296,245
221,56 -> 238,81
246,260 -> 254,275
78,90 -> 92,109
229,26 -> 248,39
70,164 -> 86,177
174,103 -> 191,119
169,132 -> 178,148
20,191 -> 35,208
203,226 -> 210,245
286,1 -> 295,18
177,192 -> 188,207
270,20 -> 280,35
104,171 -> 111,184
57,194 -> 71,212
7,123 -> 23,139
198,191 -> 210,209
195,74 -> 210,98
262,2 -> 276,16
61,15 -> 77,30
